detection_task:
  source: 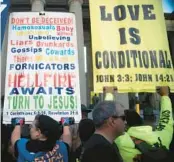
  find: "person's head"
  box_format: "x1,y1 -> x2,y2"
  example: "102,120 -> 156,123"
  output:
92,101 -> 126,137
81,104 -> 91,119
78,119 -> 95,142
30,115 -> 62,142
124,110 -> 143,127
157,86 -> 169,96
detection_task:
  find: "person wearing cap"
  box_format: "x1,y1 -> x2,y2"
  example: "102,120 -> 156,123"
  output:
92,93 -> 99,106
81,104 -> 92,119
10,115 -> 72,162
81,101 -> 125,162
115,87 -> 173,162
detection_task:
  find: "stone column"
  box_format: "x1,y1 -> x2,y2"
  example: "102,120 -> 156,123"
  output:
30,0 -> 45,11
69,0 -> 87,106
1,18 -> 9,97
84,31 -> 91,105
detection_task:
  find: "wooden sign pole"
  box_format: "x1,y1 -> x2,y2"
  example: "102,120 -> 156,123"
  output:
135,93 -> 140,115
103,86 -> 117,101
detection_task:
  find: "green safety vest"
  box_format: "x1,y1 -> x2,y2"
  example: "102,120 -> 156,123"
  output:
115,96 -> 173,162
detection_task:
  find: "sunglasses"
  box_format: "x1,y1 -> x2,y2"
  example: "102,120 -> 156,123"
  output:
112,115 -> 126,121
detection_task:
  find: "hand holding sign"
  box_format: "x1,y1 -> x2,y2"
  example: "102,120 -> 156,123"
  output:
11,118 -> 25,126
61,117 -> 75,126
157,87 -> 169,96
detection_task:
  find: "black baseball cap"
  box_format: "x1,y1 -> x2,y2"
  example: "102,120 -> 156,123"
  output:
81,104 -> 92,113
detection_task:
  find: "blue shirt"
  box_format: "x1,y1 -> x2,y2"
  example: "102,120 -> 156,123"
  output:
16,138 -> 68,162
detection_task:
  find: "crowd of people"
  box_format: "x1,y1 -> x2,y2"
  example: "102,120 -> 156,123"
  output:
1,87 -> 174,162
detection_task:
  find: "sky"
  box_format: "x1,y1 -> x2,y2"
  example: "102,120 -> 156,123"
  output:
162,0 -> 174,13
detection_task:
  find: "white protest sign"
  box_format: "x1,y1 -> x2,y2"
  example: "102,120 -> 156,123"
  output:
3,12 -> 81,124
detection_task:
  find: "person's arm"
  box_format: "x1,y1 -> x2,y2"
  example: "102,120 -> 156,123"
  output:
70,124 -> 81,152
11,126 -> 21,147
10,118 -> 24,153
155,87 -> 173,148
60,117 -> 74,148
62,126 -> 72,148
156,87 -> 173,131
